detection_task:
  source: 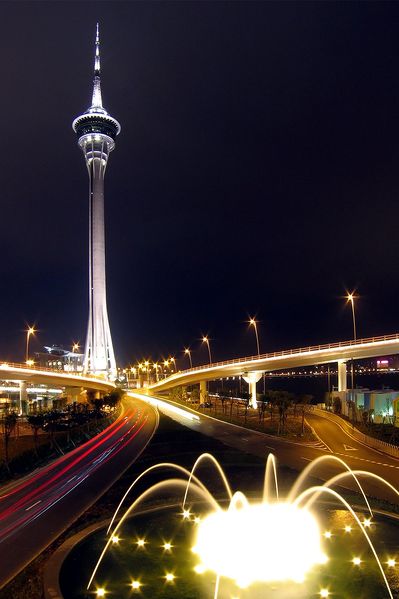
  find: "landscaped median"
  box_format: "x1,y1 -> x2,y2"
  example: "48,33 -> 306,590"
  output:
159,390 -> 317,442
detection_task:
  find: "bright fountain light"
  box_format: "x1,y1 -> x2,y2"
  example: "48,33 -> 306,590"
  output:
193,501 -> 326,588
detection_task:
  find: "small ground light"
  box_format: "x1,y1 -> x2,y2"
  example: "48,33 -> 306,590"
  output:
387,559 -> 396,568
320,589 -> 329,598
111,535 -> 119,544
324,531 -> 332,539
165,573 -> 175,582
345,525 -> 352,533
131,580 -> 141,590
182,509 -> 191,519
163,542 -> 172,551
136,539 -> 146,547
363,518 -> 372,528
96,589 -> 106,597
352,557 -> 361,566
194,516 -> 201,524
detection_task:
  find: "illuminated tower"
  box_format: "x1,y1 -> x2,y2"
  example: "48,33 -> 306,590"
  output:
72,25 -> 120,377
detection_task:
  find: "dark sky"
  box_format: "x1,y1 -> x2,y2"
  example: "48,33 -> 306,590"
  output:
1,1 -> 399,366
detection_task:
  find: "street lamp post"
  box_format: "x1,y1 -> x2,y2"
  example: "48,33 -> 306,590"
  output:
346,292 -> 358,420
249,317 -> 265,394
25,325 -> 36,363
202,336 -> 212,364
184,348 -> 193,369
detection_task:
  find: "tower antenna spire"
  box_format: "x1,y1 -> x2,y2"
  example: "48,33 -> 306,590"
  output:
94,22 -> 100,75
91,23 -> 103,109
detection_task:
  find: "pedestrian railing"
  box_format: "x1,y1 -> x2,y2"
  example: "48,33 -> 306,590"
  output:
150,332 -> 399,387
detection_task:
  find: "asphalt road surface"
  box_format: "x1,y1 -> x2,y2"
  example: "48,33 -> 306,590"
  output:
134,393 -> 399,506
0,396 -> 157,589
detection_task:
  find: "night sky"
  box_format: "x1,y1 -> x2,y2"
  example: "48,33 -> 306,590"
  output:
1,2 -> 399,366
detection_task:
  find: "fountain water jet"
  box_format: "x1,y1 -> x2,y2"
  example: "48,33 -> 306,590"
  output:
88,452 -> 398,598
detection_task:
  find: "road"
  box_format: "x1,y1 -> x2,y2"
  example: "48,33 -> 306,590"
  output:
134,393 -> 399,505
0,395 -> 158,589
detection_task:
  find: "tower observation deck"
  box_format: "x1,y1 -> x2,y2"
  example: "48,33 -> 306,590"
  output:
72,24 -> 120,377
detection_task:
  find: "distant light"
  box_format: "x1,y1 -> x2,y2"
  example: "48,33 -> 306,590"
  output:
387,558 -> 396,568
182,509 -> 191,520
320,590 -> 329,598
324,531 -> 332,539
165,573 -> 175,582
96,589 -> 106,597
111,535 -> 119,544
136,538 -> 146,547
352,557 -> 361,566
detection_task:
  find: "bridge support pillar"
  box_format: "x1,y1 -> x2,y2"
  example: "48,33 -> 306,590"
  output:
242,371 -> 263,409
19,380 -> 28,415
337,360 -> 347,392
199,380 -> 207,402
65,387 -> 81,405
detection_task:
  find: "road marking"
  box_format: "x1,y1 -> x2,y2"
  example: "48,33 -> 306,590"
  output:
25,500 -> 41,511
333,451 -> 399,470
343,444 -> 358,451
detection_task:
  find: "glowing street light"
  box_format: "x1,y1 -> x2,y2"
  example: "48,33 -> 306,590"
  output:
72,342 -> 80,352
345,291 -> 358,400
184,348 -> 193,368
202,336 -> 212,364
249,316 -> 265,394
249,317 -> 260,356
170,357 -> 177,372
346,292 -> 358,341
25,325 -> 36,363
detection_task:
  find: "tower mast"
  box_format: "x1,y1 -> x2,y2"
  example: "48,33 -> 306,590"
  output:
72,25 -> 120,377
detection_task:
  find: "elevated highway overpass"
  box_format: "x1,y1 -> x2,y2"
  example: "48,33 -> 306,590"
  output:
0,362 -> 116,413
147,333 -> 399,407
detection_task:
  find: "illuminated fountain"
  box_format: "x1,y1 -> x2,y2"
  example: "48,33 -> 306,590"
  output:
87,454 -> 399,598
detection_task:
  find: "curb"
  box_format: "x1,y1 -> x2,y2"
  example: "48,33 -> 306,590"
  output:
43,498 -> 399,599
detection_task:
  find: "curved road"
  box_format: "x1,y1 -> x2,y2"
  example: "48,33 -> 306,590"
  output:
135,393 -> 399,505
0,395 -> 157,589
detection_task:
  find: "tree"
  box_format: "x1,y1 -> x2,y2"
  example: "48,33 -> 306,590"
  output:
2,413 -> 17,472
332,396 -> 342,414
27,413 -> 45,455
274,391 -> 293,434
190,387 -> 200,405
297,394 -> 313,435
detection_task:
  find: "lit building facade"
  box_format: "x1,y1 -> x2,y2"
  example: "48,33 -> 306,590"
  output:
72,25 -> 120,377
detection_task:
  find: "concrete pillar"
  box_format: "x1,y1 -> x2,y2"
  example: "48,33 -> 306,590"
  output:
19,380 -> 28,415
65,386 -> 81,405
200,380 -> 207,402
242,371 -> 263,409
337,360 -> 347,392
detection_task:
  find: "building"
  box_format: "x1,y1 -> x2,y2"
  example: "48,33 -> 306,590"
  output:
72,24 -> 120,378
34,345 -> 84,372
